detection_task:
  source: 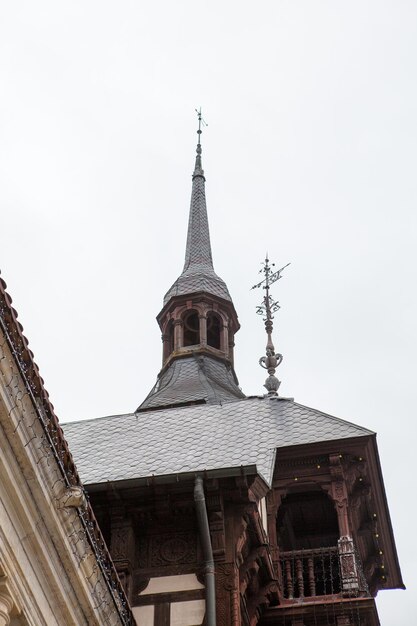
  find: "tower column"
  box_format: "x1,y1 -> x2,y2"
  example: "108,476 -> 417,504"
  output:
221,322 -> 229,356
162,333 -> 170,362
199,314 -> 207,346
173,319 -> 183,350
228,337 -> 235,365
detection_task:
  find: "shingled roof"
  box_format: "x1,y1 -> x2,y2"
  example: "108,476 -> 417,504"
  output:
63,397 -> 373,488
138,354 -> 245,410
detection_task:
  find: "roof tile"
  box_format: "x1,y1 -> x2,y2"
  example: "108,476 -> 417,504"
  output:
63,397 -> 373,488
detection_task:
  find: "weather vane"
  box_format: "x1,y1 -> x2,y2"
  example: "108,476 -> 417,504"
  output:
195,107 -> 208,141
252,256 -> 290,395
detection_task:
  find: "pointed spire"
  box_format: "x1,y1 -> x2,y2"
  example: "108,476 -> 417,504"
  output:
183,112 -> 213,272
252,257 -> 290,395
163,110 -> 232,305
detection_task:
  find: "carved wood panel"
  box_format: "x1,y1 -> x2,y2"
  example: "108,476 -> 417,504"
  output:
137,532 -> 198,569
215,562 -> 239,626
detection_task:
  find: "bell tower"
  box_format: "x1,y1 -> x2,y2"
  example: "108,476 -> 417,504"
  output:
139,113 -> 244,411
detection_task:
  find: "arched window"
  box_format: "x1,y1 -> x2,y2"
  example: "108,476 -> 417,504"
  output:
207,312 -> 221,350
183,311 -> 200,346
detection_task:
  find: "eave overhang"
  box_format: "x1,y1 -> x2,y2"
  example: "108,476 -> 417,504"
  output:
81,463 -> 269,496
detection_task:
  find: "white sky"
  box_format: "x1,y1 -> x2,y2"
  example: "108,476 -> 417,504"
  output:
1,1 -> 415,622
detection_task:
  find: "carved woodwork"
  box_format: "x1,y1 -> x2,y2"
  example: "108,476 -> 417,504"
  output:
338,536 -> 361,593
110,509 -> 135,599
216,562 -> 239,626
137,531 -> 198,569
133,577 -> 150,598
336,616 -> 353,626
236,516 -> 249,567
206,489 -> 226,559
163,534 -> 192,564
329,454 -> 350,537
266,489 -> 281,577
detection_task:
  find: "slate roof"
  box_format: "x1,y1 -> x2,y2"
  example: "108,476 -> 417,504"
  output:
63,397 -> 373,488
163,147 -> 232,305
138,354 -> 245,410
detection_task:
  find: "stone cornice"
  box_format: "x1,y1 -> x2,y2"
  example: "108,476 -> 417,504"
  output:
0,273 -> 136,625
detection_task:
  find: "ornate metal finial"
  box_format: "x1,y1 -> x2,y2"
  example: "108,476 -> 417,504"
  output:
195,107 -> 208,141
194,108 -> 208,175
252,257 -> 290,396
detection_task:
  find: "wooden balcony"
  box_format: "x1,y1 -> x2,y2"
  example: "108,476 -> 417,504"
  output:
279,538 -> 369,602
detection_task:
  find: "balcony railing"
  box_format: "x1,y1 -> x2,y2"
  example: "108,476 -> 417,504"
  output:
279,537 -> 368,601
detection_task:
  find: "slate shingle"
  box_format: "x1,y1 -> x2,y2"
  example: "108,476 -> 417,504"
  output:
63,397 -> 373,488
139,354 -> 245,410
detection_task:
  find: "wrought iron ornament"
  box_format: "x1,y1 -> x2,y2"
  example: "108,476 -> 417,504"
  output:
195,106 -> 208,137
192,107 -> 208,178
252,257 -> 290,395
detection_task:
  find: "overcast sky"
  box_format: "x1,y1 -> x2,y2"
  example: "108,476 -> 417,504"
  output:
1,1 -> 415,622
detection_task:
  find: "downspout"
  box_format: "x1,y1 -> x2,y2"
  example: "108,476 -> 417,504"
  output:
194,476 -> 216,626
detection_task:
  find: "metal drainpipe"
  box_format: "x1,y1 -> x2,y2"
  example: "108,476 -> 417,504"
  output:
194,476 -> 216,626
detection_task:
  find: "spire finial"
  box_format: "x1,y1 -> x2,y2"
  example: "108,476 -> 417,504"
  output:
194,107 -> 207,176
195,107 -> 207,140
252,257 -> 290,396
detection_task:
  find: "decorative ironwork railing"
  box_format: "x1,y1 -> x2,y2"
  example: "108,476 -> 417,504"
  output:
279,539 -> 368,601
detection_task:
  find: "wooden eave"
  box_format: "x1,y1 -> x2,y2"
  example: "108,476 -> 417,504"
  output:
261,596 -> 380,626
84,464 -> 268,495
365,434 -> 405,591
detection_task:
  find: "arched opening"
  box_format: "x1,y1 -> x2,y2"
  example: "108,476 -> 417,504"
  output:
207,312 -> 221,349
277,488 -> 341,597
277,489 -> 339,551
183,311 -> 200,346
